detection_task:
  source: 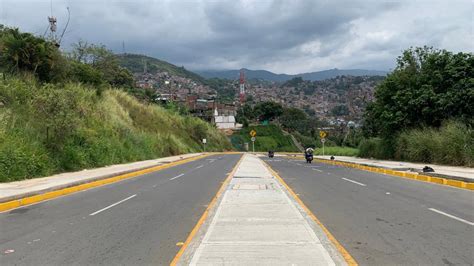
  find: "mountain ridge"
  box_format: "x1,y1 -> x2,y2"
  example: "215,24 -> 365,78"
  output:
197,68 -> 387,81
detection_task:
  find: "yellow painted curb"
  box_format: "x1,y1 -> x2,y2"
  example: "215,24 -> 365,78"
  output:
312,158 -> 473,191
262,160 -> 358,266
0,154 -> 212,212
170,154 -> 244,266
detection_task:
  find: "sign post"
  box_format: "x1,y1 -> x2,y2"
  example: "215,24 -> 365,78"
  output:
321,138 -> 326,156
249,130 -> 257,153
202,138 -> 207,152
319,131 -> 327,156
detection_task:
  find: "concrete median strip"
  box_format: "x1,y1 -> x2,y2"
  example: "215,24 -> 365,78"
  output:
0,154 -> 212,212
174,154 -> 352,265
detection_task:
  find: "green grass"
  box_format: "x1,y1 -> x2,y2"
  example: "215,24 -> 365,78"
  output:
231,125 -> 299,152
0,76 -> 231,182
313,146 -> 359,156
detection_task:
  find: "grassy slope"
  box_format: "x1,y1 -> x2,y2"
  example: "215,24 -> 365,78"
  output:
230,125 -> 299,152
117,54 -> 205,83
0,77 -> 231,182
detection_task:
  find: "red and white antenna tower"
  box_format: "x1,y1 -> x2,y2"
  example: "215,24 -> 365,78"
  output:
239,69 -> 245,104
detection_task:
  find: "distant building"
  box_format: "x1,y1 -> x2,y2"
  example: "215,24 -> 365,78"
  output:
212,108 -> 236,129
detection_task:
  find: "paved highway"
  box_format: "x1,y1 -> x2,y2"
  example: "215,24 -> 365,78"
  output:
263,156 -> 474,265
0,154 -> 241,265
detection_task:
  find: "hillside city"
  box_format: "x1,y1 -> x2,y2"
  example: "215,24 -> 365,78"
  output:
131,58 -> 384,128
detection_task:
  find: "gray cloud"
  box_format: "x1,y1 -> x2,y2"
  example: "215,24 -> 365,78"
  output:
1,0 -> 472,74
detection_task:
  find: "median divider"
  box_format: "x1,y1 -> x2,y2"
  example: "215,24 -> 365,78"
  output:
0,153 -> 214,212
293,156 -> 473,191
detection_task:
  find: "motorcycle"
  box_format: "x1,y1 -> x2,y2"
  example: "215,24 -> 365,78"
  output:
305,153 -> 313,163
268,151 -> 274,158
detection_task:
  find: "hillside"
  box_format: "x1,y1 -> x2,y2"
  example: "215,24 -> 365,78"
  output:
0,77 -> 232,182
230,125 -> 299,152
197,68 -> 387,81
117,53 -> 205,83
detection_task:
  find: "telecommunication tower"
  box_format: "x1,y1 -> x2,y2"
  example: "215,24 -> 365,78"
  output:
239,69 -> 245,104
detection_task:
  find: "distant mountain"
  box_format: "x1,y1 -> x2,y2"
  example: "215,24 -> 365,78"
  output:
117,54 -> 205,83
196,68 -> 387,82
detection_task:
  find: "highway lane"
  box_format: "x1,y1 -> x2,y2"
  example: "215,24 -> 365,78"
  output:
0,154 -> 242,265
263,156 -> 474,265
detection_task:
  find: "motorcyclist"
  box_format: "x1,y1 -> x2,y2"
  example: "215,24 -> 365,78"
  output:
304,147 -> 314,163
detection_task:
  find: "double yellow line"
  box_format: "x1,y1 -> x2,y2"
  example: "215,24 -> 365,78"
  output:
0,154 -> 211,212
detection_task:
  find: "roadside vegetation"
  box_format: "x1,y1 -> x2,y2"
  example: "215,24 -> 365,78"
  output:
230,125 -> 299,152
0,25 -> 231,182
234,101 -> 359,154
360,47 -> 473,166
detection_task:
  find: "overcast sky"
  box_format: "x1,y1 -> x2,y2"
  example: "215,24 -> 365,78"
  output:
1,0 -> 472,74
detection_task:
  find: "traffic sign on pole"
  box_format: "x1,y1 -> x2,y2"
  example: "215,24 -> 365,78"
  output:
319,131 -> 327,139
250,130 -> 257,137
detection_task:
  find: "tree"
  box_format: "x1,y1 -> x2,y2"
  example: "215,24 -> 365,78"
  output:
0,25 -> 65,82
69,41 -> 134,88
279,107 -> 308,132
363,47 -> 474,137
254,101 -> 283,121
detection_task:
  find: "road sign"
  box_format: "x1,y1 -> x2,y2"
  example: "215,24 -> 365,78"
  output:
250,130 -> 257,137
320,138 -> 326,143
202,138 -> 207,144
319,131 -> 327,138
251,137 -> 256,142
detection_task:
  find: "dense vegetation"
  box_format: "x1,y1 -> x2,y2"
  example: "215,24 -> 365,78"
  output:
117,53 -> 205,83
361,47 -> 473,166
230,125 -> 299,152
0,26 -> 231,182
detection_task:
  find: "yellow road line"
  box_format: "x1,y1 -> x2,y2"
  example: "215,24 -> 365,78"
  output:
285,155 -> 473,191
0,154 -> 212,213
262,160 -> 358,266
312,158 -> 473,191
170,154 -> 244,266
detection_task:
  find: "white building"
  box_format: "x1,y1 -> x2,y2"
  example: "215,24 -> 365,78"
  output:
213,108 -> 236,129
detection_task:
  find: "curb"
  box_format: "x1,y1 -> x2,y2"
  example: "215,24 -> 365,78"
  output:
313,158 -> 473,191
170,154 -> 245,265
0,154 -> 211,212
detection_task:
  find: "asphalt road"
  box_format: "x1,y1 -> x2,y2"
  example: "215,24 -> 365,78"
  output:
0,154 -> 241,265
263,156 -> 474,265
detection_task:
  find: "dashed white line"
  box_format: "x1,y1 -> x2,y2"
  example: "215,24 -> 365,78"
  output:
428,208 -> 474,226
342,177 -> 367,186
312,169 -> 323,172
195,165 -> 204,169
169,173 -> 185,180
89,194 -> 137,216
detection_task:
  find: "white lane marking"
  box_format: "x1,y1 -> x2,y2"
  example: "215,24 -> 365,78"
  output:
342,177 -> 367,186
312,169 -> 323,172
89,194 -> 137,216
386,192 -> 391,195
169,173 -> 185,180
195,165 -> 204,169
428,208 -> 474,226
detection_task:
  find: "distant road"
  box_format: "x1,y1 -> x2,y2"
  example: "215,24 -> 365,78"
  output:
263,157 -> 474,265
0,154 -> 241,265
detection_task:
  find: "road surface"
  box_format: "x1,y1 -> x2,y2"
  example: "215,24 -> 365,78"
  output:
1,153 -> 472,265
263,156 -> 474,265
0,154 -> 241,265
